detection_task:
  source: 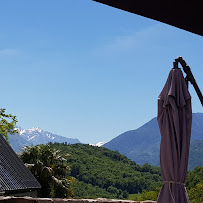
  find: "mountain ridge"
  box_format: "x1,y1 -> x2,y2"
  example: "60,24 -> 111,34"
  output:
9,127 -> 80,152
104,113 -> 203,169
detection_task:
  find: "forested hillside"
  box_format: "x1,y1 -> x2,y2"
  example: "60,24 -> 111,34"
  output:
49,143 -> 162,197
189,140 -> 203,170
20,143 -> 203,201
104,113 -> 203,168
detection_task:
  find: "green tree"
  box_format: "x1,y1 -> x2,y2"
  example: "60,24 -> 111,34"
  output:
20,144 -> 74,198
107,186 -> 119,195
186,166 -> 203,189
141,188 -> 160,201
122,190 -> 129,199
188,182 -> 203,203
72,181 -> 115,199
0,108 -> 18,140
48,143 -> 162,196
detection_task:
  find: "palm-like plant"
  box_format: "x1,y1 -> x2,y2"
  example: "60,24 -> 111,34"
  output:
20,144 -> 74,198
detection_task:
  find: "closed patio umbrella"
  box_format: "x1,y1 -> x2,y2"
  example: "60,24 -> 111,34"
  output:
157,67 -> 192,203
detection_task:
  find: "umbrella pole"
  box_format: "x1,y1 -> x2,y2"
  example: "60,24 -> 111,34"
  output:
175,57 -> 203,107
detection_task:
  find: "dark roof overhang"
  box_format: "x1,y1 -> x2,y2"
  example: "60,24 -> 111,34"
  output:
92,0 -> 203,36
0,134 -> 41,192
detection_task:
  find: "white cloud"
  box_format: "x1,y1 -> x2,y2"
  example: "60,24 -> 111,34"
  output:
95,23 -> 187,55
0,49 -> 22,57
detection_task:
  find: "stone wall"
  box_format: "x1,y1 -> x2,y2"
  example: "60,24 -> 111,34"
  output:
0,197 -> 156,203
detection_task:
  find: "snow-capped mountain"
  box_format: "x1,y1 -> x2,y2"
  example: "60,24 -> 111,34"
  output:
90,142 -> 106,147
9,127 -> 81,152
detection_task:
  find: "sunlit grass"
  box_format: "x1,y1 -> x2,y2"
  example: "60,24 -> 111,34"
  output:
128,193 -> 142,200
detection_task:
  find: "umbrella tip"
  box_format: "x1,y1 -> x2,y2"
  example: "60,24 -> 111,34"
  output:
173,61 -> 179,69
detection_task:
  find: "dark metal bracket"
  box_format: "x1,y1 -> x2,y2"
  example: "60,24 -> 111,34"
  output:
175,56 -> 203,107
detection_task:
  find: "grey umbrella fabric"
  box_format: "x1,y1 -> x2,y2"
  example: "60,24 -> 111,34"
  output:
157,68 -> 192,203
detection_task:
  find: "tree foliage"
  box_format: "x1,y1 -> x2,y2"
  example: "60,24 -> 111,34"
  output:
20,144 -> 74,198
187,181 -> 203,203
134,166 -> 203,201
186,166 -> 203,203
49,143 -> 162,197
72,180 -> 115,199
0,108 -> 18,140
140,188 -> 160,201
186,166 -> 203,189
20,142 -> 203,201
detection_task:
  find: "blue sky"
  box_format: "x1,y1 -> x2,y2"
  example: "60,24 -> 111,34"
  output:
1,0 -> 203,144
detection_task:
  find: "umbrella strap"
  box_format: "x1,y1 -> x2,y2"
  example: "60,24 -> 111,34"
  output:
163,181 -> 185,203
